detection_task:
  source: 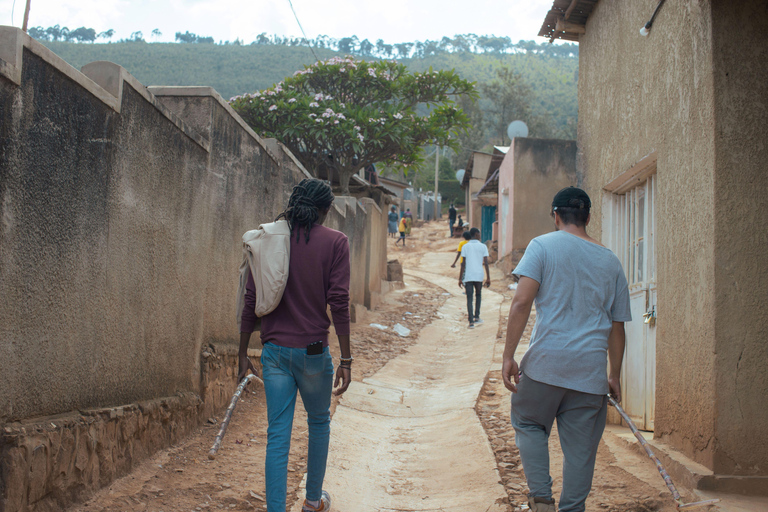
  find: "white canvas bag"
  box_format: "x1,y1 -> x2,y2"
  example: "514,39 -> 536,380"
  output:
236,220 -> 291,330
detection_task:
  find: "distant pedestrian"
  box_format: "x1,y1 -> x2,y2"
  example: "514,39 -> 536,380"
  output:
451,231 -> 472,268
395,216 -> 407,246
458,227 -> 490,328
388,206 -> 399,238
404,209 -> 413,236
448,203 -> 457,237
501,187 -> 631,512
238,178 -> 352,512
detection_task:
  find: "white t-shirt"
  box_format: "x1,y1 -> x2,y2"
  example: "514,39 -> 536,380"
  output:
460,240 -> 489,283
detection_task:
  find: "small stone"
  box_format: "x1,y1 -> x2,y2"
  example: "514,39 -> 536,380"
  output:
249,491 -> 264,501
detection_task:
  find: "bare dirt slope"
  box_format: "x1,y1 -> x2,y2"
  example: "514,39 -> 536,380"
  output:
69,220 -> 694,512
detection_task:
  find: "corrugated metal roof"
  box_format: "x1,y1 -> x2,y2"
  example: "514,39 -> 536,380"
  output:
476,168 -> 500,196
538,0 -> 599,42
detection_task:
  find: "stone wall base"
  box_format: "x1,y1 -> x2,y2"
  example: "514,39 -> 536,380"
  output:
605,426 -> 768,497
0,344 -> 260,512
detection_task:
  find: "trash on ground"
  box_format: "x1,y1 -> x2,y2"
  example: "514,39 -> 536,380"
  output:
405,311 -> 413,315
369,323 -> 388,330
508,283 -> 518,290
393,323 -> 411,337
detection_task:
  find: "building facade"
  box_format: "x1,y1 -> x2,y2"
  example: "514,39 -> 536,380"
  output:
540,0 -> 767,494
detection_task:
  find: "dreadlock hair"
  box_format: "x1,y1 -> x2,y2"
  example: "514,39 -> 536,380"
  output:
276,178 -> 335,243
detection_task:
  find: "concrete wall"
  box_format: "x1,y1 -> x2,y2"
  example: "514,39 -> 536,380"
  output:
709,0 -> 768,478
578,0 -> 768,482
0,27 -> 388,509
497,138 -> 577,259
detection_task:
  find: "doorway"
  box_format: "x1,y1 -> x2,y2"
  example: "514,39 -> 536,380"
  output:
604,158 -> 657,431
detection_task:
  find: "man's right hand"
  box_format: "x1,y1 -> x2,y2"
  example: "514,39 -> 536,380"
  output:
502,357 -> 520,392
238,355 -> 257,382
608,375 -> 622,404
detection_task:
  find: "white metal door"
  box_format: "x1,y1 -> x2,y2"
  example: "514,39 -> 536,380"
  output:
606,174 -> 657,430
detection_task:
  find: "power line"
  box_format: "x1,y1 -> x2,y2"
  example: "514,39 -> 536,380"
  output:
285,0 -> 319,62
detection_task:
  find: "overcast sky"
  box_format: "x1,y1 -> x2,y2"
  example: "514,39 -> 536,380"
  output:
1,0 -> 559,45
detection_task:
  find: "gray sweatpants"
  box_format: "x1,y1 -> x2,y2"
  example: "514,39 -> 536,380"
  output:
510,372 -> 607,512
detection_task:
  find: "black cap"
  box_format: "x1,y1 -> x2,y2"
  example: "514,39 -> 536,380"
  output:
552,187 -> 591,210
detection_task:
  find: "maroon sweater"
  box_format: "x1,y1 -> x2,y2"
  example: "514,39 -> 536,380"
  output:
241,224 -> 351,347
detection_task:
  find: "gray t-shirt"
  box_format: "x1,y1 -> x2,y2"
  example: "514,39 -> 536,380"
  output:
513,231 -> 631,395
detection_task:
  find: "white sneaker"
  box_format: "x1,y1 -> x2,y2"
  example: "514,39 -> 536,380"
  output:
302,490 -> 331,512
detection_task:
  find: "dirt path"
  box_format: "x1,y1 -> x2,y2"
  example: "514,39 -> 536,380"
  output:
294,262 -> 507,512
69,221 -> 696,512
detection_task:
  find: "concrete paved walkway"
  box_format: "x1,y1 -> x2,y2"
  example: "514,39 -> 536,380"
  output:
293,257 -> 507,512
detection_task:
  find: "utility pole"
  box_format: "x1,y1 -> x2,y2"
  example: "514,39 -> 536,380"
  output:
22,0 -> 32,32
434,144 -> 440,220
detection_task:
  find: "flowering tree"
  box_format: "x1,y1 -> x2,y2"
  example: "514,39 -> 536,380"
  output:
230,56 -> 475,194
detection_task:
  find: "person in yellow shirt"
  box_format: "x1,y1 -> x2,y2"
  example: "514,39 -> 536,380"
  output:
451,231 -> 472,268
395,216 -> 408,246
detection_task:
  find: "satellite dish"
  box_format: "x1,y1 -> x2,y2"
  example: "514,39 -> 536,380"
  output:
456,169 -> 466,183
507,120 -> 529,140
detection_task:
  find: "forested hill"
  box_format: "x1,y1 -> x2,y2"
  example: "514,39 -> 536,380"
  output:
40,39 -> 578,141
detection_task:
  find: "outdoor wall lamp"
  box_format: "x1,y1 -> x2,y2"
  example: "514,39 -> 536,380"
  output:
640,0 -> 667,36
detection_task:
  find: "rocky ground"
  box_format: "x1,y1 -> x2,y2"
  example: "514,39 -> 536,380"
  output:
69,220 -> 690,512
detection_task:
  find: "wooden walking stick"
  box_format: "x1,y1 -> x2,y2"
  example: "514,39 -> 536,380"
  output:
208,373 -> 263,460
607,395 -> 720,510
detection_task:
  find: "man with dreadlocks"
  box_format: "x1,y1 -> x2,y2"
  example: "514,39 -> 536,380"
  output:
239,178 -> 352,512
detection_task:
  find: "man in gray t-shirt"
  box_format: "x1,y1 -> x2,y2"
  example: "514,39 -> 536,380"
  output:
502,187 -> 631,512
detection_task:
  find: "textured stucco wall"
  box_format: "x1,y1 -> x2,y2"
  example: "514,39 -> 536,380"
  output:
509,138 -> 577,252
710,0 -> 768,476
0,32 -> 385,427
0,49 -> 297,423
578,0 -> 719,469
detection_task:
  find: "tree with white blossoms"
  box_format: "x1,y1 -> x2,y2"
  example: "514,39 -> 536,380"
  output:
230,56 -> 475,195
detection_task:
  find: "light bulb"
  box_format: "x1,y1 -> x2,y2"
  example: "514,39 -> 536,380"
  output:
640,25 -> 650,36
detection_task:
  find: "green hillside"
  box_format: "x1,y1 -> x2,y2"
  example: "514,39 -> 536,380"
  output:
40,40 -> 577,143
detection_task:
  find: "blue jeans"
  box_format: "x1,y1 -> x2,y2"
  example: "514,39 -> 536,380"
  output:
261,343 -> 334,512
511,373 -> 607,512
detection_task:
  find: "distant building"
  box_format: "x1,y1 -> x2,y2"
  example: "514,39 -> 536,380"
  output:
496,138 -> 577,270
461,148 -> 505,238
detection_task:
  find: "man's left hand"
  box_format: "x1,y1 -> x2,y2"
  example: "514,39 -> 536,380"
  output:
485,279 -> 491,288
458,280 -> 464,288
334,367 -> 351,396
